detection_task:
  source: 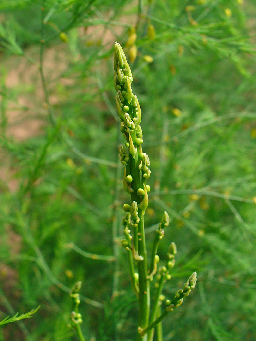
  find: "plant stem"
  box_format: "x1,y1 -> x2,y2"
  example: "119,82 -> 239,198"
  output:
137,211 -> 150,341
76,324 -> 86,341
156,306 -> 163,341
147,274 -> 165,341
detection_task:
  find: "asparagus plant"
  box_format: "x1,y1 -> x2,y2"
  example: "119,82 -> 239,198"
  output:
114,42 -> 197,341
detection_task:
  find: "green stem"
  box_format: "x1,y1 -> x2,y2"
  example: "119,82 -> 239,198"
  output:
140,310 -> 168,337
156,306 -> 163,341
147,274 -> 165,341
128,248 -> 139,296
76,324 -> 86,341
148,233 -> 160,277
137,211 -> 150,341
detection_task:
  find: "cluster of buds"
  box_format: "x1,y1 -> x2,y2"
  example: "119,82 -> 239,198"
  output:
114,42 -> 150,215
70,281 -> 83,325
154,242 -> 176,287
165,272 -> 197,312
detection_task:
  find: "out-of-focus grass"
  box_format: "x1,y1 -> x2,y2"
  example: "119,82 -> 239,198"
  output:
0,0 -> 256,340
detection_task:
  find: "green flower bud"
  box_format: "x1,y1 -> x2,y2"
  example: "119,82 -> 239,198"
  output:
161,211 -> 170,227
169,242 -> 177,254
137,188 -> 145,196
167,259 -> 175,269
60,32 -> 68,43
188,272 -> 197,289
125,175 -> 133,183
134,137 -> 143,145
123,204 -> 131,212
121,239 -> 129,248
159,294 -> 165,301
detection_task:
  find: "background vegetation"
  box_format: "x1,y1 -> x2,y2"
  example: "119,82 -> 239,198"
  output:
0,0 -> 256,340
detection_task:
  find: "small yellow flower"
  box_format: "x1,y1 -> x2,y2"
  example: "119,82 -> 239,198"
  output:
65,270 -> 74,278
186,6 -> 196,11
66,158 -> 75,168
225,8 -> 232,18
199,229 -> 205,237
126,33 -> 137,48
147,24 -> 156,40
190,194 -> 199,201
129,45 -> 137,63
143,55 -> 154,63
60,32 -> 68,43
172,108 -> 182,117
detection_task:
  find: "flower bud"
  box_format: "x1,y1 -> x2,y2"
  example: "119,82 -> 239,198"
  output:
60,32 -> 68,43
125,175 -> 133,183
129,45 -> 137,63
126,33 -> 137,47
147,24 -> 156,40
123,204 -> 131,212
137,188 -> 145,196
143,55 -> 154,63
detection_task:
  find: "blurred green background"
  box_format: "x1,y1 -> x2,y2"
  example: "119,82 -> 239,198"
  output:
0,0 -> 256,340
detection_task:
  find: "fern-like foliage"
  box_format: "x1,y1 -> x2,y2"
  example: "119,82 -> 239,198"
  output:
0,306 -> 40,327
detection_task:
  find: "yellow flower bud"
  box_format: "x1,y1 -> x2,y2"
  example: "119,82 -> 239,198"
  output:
129,45 -> 137,63
225,8 -> 232,18
60,32 -> 68,43
190,194 -> 199,201
143,55 -> 154,63
186,5 -> 195,11
126,33 -> 137,48
147,24 -> 156,40
172,108 -> 182,117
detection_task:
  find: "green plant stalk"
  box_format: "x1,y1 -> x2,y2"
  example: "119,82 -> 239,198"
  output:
130,159 -> 150,338
136,210 -> 150,341
147,272 -> 165,341
114,42 -> 150,340
114,42 -> 197,340
156,306 -> 163,341
76,322 -> 86,341
123,225 -> 139,296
